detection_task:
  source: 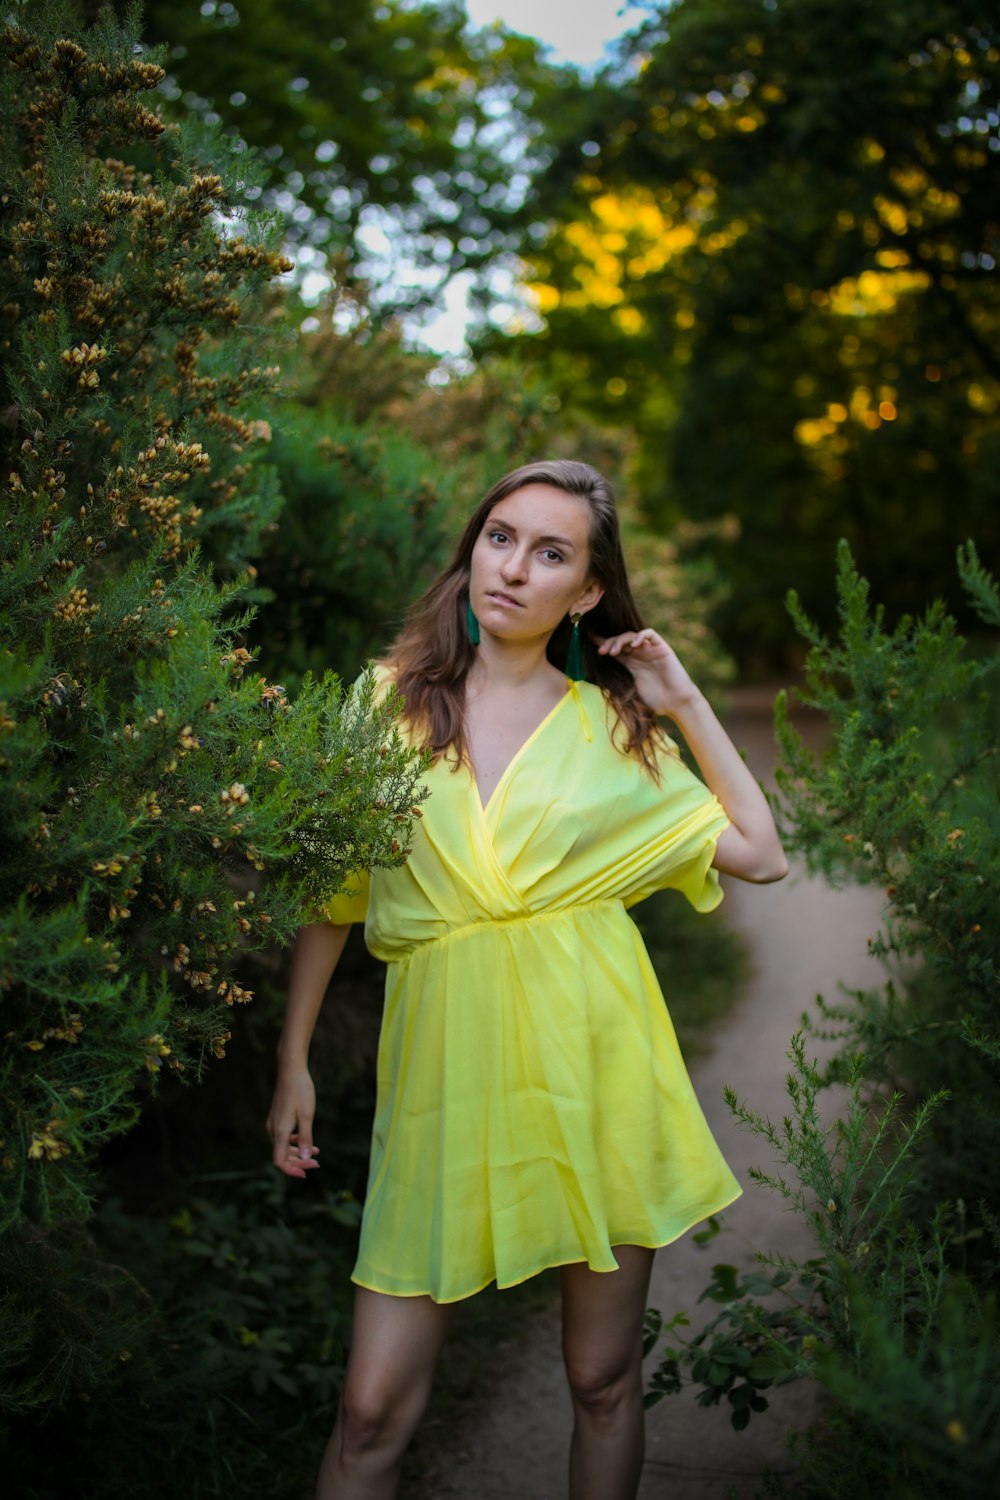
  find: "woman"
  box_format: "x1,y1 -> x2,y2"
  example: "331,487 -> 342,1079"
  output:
267,459 -> 787,1500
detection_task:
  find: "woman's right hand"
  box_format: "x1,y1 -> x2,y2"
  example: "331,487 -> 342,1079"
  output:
268,921 -> 352,1177
267,1064 -> 320,1178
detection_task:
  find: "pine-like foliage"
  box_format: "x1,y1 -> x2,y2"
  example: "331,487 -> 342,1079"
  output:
774,539 -> 999,1213
644,1041 -> 1000,1499
644,544 -> 1000,1498
0,0 -> 425,1419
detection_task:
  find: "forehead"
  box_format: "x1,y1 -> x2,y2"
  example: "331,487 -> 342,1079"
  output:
485,483 -> 592,542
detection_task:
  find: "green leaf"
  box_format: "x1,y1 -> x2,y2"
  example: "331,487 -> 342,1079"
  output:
692,1215 -> 723,1246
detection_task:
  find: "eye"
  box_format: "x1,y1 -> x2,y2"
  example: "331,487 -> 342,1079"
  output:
488,528 -> 509,545
541,547 -> 564,563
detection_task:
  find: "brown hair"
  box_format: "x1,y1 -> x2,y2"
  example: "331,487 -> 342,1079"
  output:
385,458 -> 667,774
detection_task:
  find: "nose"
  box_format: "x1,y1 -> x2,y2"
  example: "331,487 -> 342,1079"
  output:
499,545 -> 529,584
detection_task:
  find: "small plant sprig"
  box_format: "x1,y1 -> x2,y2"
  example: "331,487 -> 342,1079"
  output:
772,541 -> 999,1213
645,1034 -> 944,1432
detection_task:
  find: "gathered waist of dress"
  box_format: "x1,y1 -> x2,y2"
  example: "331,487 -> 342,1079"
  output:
371,897 -> 627,965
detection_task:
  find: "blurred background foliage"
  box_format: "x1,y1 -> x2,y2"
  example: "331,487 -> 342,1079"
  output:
137,0 -> 562,299
502,0 -> 1000,661
126,0 -> 999,666
2,0 -> 998,1495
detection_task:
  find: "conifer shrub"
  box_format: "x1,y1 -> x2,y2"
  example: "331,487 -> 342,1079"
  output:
0,0 -> 425,1446
774,539 -> 999,1216
646,1040 -> 1000,1498
644,543 -> 1000,1497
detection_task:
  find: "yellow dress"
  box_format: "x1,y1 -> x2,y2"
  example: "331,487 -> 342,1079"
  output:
327,676 -> 741,1303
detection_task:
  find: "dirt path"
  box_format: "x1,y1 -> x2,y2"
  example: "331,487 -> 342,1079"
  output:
430,695 -> 887,1499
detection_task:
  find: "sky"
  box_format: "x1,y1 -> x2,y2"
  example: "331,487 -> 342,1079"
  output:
462,0 -> 649,69
407,2 -> 650,357
305,4 -> 652,355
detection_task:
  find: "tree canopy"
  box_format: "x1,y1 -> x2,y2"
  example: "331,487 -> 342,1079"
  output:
135,0 -> 563,301
504,0 -> 1000,654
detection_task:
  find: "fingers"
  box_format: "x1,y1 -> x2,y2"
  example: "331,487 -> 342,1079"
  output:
267,1067 -> 320,1179
273,1130 -> 321,1180
267,1107 -> 321,1179
596,628 -> 665,658
282,1131 -> 321,1180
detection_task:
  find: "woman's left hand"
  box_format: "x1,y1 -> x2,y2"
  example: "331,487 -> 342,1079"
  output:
595,629 -> 701,719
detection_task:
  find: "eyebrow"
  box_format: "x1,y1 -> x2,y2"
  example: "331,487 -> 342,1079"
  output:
486,516 -> 578,550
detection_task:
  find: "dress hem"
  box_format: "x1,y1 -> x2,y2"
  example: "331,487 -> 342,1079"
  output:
349,1184 -> 744,1305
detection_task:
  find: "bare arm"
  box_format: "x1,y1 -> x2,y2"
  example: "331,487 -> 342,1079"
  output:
266,921 -> 352,1178
597,630 -> 788,884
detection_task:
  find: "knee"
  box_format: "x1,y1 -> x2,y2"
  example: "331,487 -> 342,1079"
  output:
564,1353 -> 640,1421
338,1380 -> 401,1461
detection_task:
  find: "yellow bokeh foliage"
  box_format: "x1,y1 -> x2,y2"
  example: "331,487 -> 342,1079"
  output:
828,268 -> 932,316
526,183 -> 739,326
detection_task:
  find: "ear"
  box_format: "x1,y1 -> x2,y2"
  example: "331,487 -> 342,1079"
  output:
571,580 -> 604,617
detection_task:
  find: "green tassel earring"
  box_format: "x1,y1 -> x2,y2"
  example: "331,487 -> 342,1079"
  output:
466,600 -> 480,646
565,612 -> 586,681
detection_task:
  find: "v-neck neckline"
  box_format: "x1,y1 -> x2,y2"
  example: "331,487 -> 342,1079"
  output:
471,685 -> 572,814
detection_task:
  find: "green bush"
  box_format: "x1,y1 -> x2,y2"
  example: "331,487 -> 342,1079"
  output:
774,540 -> 999,1215
1,1170 -> 363,1499
0,0 -> 424,1455
645,544 -> 1000,1497
646,1038 -> 1000,1498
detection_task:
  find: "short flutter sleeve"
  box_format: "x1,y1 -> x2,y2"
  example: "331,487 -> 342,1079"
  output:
618,748 -> 729,913
323,871 -> 370,925
580,730 -> 729,915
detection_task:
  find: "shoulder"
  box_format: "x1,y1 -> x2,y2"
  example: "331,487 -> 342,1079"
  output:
363,659 -> 398,699
341,661 -> 400,719
369,659 -> 397,696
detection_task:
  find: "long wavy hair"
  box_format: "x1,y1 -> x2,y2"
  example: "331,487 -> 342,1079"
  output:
385,459 -> 667,775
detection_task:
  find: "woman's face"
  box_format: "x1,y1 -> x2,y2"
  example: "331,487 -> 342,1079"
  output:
468,483 -> 604,643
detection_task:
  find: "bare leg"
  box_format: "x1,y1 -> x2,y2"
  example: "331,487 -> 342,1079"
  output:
561,1245 -> 655,1500
316,1287 -> 454,1500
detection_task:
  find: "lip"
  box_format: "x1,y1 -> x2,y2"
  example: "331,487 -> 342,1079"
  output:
485,590 -> 524,608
